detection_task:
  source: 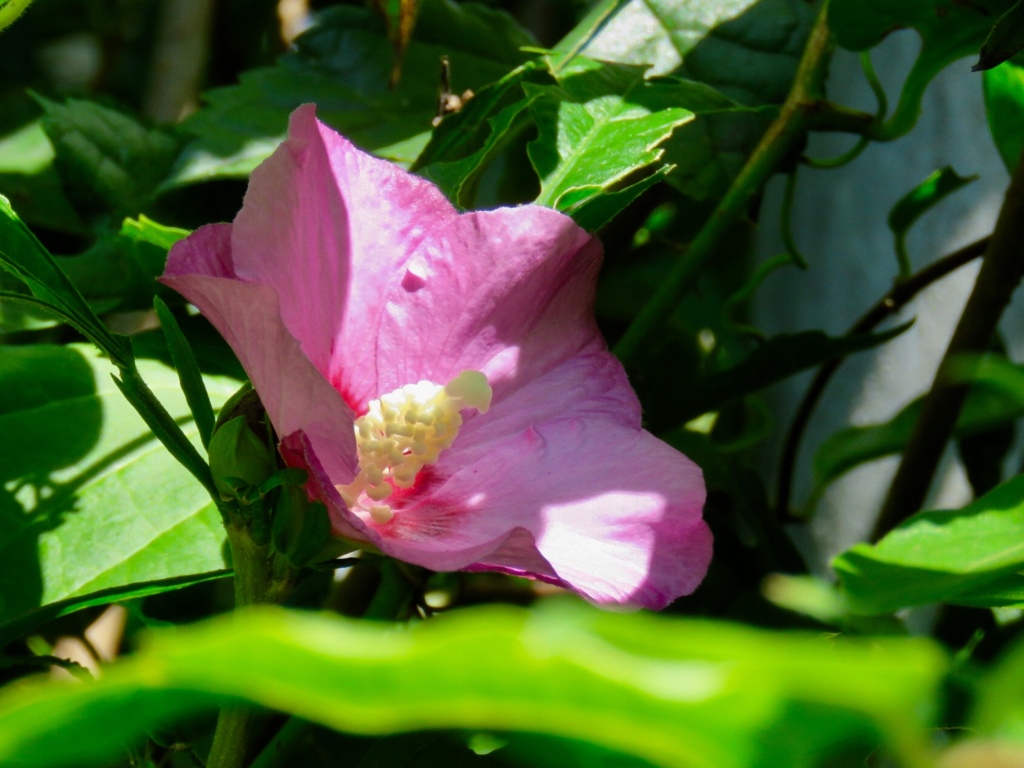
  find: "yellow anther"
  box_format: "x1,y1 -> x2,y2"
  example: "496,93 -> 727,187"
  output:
336,370 -> 492,525
369,504 -> 394,524
367,483 -> 393,502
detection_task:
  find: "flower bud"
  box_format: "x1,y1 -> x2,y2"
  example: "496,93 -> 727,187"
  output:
208,415 -> 276,501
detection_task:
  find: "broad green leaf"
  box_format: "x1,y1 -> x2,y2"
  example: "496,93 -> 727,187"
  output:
887,167 -> 976,277
975,0 -> 1024,70
665,325 -> 911,428
812,376 -> 1024,493
984,57 -> 1024,172
165,0 -> 533,188
0,345 -> 236,636
0,604 -> 944,768
569,1 -> 797,201
36,96 -> 179,217
828,0 -> 1016,138
527,57 -> 693,212
0,121 -> 83,234
578,0 -> 815,105
834,474 -> 1024,614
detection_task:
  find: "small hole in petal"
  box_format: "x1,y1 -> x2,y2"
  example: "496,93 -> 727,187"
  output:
401,268 -> 427,291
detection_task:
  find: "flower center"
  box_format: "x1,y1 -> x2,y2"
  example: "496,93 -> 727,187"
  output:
337,370 -> 492,525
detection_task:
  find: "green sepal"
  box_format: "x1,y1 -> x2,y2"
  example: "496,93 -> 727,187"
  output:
272,486 -> 333,567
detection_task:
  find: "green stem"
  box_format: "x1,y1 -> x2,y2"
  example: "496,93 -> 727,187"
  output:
873,148 -> 1024,540
612,0 -> 836,367
206,707 -> 254,768
206,524 -> 297,768
867,52 -> 943,143
774,236 -> 989,521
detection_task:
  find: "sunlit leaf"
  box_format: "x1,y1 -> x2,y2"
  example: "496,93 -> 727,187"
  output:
0,345 -> 236,638
527,57 -> 693,212
0,604 -> 944,768
984,56 -> 1024,172
835,474 -> 1024,614
578,0 -> 814,105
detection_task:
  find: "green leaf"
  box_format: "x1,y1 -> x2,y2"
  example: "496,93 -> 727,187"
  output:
0,345 -> 236,637
828,0 -> 1016,139
35,96 -> 179,217
577,0 -> 815,106
984,56 -> 1024,172
660,102 -> 774,202
975,0 -> 1024,70
120,215 -> 190,253
666,325 -> 911,428
972,631 -> 1024,740
52,231 -> 170,314
414,63 -> 541,171
153,297 -> 215,450
566,1 -> 797,201
887,167 -> 976,277
0,121 -> 83,234
0,0 -> 34,32
527,57 -> 693,212
0,196 -> 131,366
417,86 -> 540,207
0,604 -> 945,768
812,373 -> 1024,494
834,474 -> 1024,614
567,165 -> 674,232
165,0 -> 533,188
0,572 -> 228,649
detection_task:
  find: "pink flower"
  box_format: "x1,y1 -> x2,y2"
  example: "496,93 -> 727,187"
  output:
161,105 -> 711,610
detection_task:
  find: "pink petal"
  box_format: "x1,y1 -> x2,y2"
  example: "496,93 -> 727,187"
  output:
449,347 -> 642,463
229,104 -> 458,410
374,206 -> 604,407
162,224 -> 358,483
360,418 -> 711,610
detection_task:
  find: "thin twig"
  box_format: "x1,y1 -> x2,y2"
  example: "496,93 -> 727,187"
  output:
873,150 -> 1024,540
775,236 -> 989,521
